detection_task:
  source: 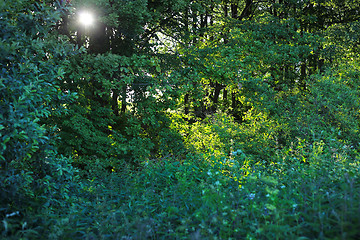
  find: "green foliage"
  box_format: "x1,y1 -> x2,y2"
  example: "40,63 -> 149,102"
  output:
53,52 -> 185,172
325,20 -> 360,62
3,0 -> 360,239
175,14 -> 323,119
31,140 -> 360,239
0,0 -> 77,237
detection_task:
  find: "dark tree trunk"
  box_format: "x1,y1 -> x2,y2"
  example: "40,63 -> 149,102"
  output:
239,0 -> 253,20
184,93 -> 189,115
231,91 -> 237,110
301,62 -> 306,79
271,0 -> 277,17
318,59 -> 325,73
223,88 -> 228,102
231,3 -> 238,19
223,1 -> 229,18
76,27 -> 83,46
112,90 -> 119,116
120,85 -> 127,113
211,83 -> 222,112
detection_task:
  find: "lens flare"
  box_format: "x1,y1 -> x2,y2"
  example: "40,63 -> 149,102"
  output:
79,11 -> 94,27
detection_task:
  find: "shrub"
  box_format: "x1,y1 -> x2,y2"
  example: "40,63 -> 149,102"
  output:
0,0 -> 77,237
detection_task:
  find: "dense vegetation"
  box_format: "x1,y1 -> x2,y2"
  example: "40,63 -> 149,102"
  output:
1,0 -> 360,239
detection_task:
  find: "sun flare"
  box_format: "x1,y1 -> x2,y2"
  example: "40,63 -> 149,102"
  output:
78,11 -> 94,27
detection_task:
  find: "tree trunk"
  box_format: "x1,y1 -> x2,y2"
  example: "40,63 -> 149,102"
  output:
239,0 -> 253,20
223,1 -> 229,18
120,85 -> 127,113
211,83 -> 222,112
231,3 -> 238,19
231,91 -> 237,110
184,93 -> 189,115
76,27 -> 83,46
112,90 -> 119,116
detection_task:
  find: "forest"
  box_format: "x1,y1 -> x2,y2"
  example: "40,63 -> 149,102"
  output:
1,0 -> 360,239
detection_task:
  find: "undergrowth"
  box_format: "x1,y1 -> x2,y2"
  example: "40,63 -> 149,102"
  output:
26,141 -> 360,240
4,109 -> 360,239
4,69 -> 360,239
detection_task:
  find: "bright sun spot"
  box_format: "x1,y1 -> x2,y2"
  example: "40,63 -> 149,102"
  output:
78,11 -> 94,27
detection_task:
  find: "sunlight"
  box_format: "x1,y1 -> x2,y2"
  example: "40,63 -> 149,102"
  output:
78,11 -> 94,27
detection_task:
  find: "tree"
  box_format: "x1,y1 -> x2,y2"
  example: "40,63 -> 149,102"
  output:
51,0 -> 216,163
51,0 -> 360,167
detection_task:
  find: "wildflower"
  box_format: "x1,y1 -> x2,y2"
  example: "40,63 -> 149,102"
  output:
248,193 -> 256,200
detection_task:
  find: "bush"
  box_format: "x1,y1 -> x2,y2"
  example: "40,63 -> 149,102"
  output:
0,0 -> 77,237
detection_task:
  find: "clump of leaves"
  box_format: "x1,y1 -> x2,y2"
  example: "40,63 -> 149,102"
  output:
0,0 -> 78,238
